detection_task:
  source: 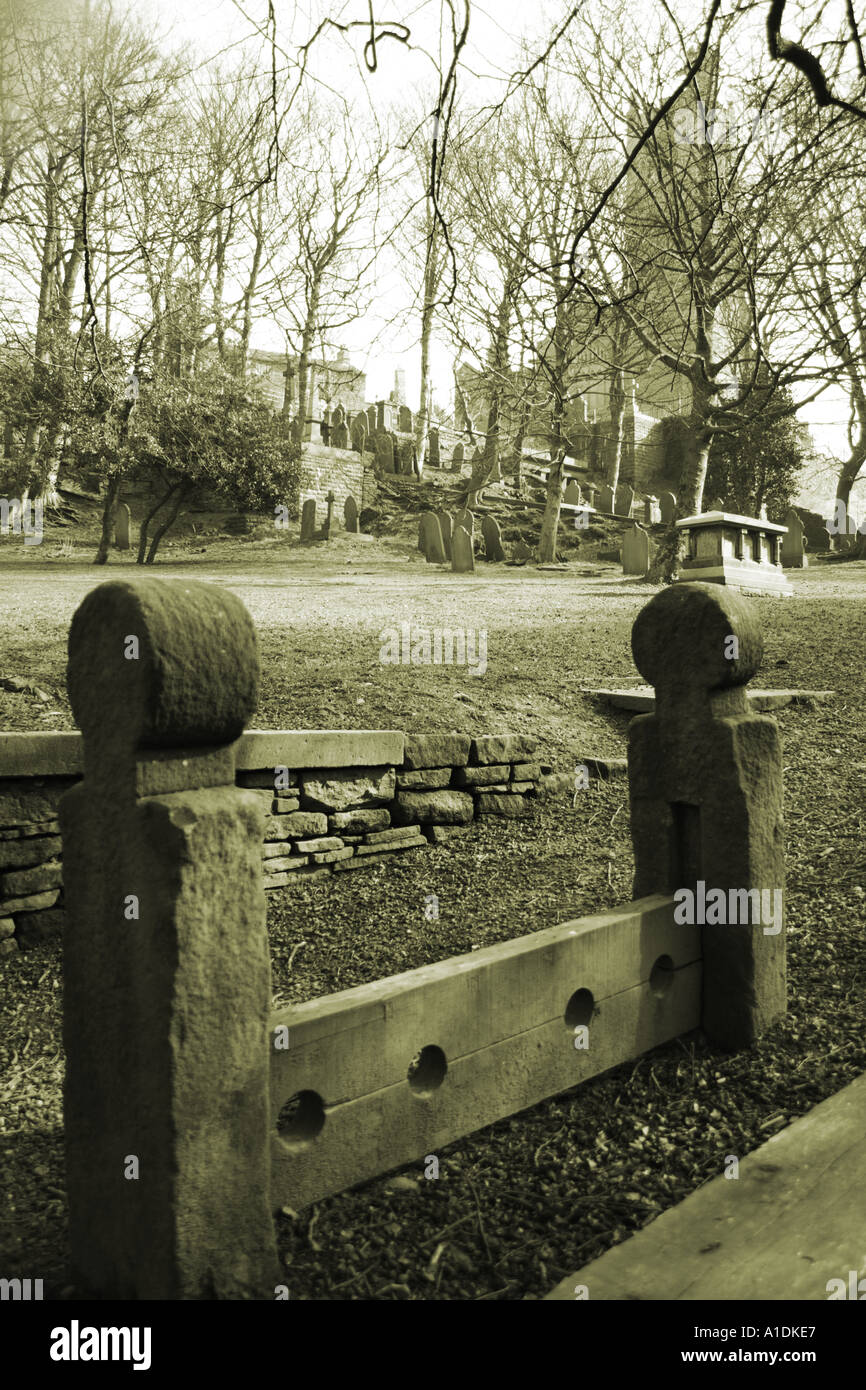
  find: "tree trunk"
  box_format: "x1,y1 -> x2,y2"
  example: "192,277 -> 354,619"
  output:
605,368 -> 626,494
94,475 -> 121,565
483,278 -> 513,485
145,482 -> 189,563
648,379 -> 713,583
538,449 -> 565,562
137,481 -> 181,563
297,279 -> 321,434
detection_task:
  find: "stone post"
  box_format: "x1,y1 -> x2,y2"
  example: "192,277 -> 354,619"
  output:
628,582 -> 786,1050
60,578 -> 279,1299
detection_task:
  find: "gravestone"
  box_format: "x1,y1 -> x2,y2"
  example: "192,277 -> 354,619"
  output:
658,491 -> 677,525
643,496 -> 660,525
451,442 -> 464,471
322,490 -> 335,540
376,401 -> 386,433
615,483 -> 635,517
350,415 -> 367,453
320,407 -> 331,446
344,495 -> 359,533
596,483 -> 615,514
481,513 -> 505,562
114,503 -> 131,551
583,483 -> 598,506
376,433 -> 395,473
60,577 -> 278,1298
428,428 -> 440,467
332,419 -> 349,450
399,439 -> 415,476
300,497 -> 316,541
359,508 -> 378,533
780,508 -> 807,568
622,523 -> 653,576
437,509 -> 453,560
398,405 -> 412,433
563,481 -> 583,506
839,513 -> 861,550
366,405 -> 377,435
419,511 -> 447,564
453,508 -> 474,536
451,524 -> 475,573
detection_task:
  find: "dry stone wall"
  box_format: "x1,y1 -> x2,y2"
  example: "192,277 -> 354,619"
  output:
0,728 -> 547,950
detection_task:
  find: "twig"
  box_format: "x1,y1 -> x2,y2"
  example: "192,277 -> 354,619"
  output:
307,1207 -> 322,1251
466,1176 -> 494,1265
287,940 -> 307,972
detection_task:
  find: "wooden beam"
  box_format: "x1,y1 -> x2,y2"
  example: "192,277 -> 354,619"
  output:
269,896 -> 700,1211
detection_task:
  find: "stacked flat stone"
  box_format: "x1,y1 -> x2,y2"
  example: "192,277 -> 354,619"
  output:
0,778 -> 69,951
1,728 -> 548,922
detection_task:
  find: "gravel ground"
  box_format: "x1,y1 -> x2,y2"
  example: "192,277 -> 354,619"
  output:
1,544 -> 865,1299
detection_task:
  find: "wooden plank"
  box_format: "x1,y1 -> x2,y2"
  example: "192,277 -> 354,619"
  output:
269,896 -> 692,1107
546,1070 -> 866,1301
271,963 -> 701,1211
268,897 -> 701,1211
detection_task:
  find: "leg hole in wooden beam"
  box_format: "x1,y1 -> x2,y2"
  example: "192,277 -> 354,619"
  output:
650,954 -> 675,996
564,988 -> 595,1027
276,1089 -> 326,1151
407,1044 -> 447,1098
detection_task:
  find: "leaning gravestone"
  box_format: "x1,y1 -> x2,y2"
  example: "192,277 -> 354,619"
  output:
452,524 -> 475,573
61,577 -> 278,1299
428,428 -> 440,467
451,442 -> 465,471
596,483 -> 615,514
481,513 -> 505,562
114,502 -> 131,551
658,490 -> 677,525
344,495 -> 359,533
615,483 -> 635,518
454,507 -> 474,536
781,508 -> 807,568
563,480 -> 583,506
300,497 -> 316,541
622,523 -> 653,576
420,511 -> 447,564
437,509 -> 453,560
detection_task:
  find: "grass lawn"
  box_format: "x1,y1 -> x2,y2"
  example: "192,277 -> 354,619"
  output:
1,541 -> 865,1298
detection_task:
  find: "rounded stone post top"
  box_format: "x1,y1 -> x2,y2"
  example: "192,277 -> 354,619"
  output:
631,582 -> 762,698
67,578 -> 260,748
